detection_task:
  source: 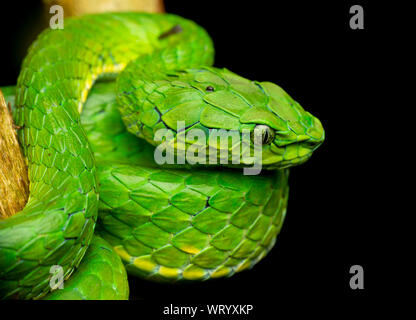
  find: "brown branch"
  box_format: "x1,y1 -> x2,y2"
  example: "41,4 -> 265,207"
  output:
43,0 -> 165,16
0,90 -> 29,218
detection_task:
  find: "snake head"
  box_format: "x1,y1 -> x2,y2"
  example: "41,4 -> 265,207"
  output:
237,79 -> 325,169
119,66 -> 324,171
183,67 -> 325,169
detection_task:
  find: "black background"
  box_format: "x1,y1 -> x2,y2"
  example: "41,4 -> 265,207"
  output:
0,0 -> 398,316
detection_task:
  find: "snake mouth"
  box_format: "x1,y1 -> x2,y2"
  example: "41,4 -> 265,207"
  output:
259,134 -> 323,169
264,151 -> 314,170
277,152 -> 314,169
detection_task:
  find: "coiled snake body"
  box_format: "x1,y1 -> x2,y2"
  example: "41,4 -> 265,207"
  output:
0,13 -> 324,299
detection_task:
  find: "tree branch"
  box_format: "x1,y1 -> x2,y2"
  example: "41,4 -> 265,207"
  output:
0,90 -> 29,218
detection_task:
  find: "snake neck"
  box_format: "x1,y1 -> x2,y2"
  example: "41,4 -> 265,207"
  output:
116,36 -> 215,139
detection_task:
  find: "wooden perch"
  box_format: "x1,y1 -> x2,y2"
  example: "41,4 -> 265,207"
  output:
0,90 -> 29,218
43,0 -> 165,16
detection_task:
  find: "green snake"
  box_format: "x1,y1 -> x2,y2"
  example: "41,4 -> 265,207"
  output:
0,12 -> 324,300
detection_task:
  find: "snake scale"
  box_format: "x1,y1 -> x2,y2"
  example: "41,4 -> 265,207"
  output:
0,12 -> 324,300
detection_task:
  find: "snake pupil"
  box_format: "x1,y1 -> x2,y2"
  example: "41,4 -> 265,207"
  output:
252,125 -> 275,145
263,131 -> 269,144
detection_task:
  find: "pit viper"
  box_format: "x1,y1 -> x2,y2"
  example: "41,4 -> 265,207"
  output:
0,12 -> 324,300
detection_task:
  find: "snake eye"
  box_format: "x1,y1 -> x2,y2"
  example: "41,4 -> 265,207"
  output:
206,86 -> 215,92
251,125 -> 275,145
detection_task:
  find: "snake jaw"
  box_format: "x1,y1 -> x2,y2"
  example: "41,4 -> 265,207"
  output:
263,120 -> 324,168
